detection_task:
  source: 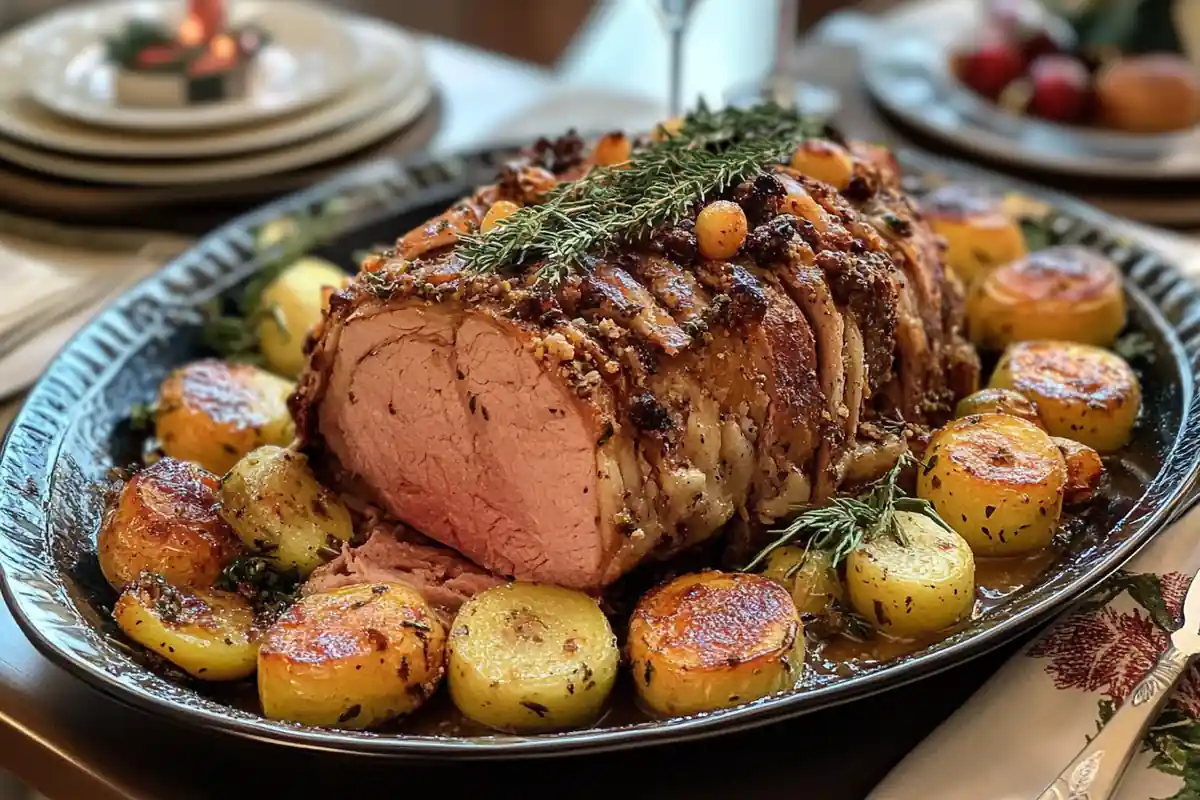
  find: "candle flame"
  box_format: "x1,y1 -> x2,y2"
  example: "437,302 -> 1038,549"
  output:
178,14 -> 204,46
211,34 -> 236,61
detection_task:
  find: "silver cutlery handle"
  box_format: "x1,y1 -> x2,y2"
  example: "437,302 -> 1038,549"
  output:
1035,644 -> 1192,800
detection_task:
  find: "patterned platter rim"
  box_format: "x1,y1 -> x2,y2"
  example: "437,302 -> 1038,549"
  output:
1,144 -> 1199,760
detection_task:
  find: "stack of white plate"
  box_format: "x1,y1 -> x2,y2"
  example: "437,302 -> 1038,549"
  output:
0,0 -> 432,186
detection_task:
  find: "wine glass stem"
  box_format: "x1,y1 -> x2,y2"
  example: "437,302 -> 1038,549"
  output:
668,25 -> 684,117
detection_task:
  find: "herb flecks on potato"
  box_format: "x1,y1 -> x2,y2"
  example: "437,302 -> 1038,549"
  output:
627,571 -> 802,717
113,573 -> 260,681
967,245 -> 1126,350
219,445 -> 353,577
919,413 -> 1067,556
990,340 -> 1141,452
98,458 -> 244,591
447,583 -> 619,733
258,582 -> 446,728
155,359 -> 295,475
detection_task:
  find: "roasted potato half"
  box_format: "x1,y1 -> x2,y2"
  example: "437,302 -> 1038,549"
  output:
990,341 -> 1141,452
156,359 -> 296,475
257,257 -> 349,378
966,246 -> 1126,350
627,571 -> 802,717
219,446 -> 353,577
447,583 -> 619,733
113,574 -> 259,680
921,184 -> 1027,284
846,512 -> 975,637
758,546 -> 843,616
258,582 -> 445,728
918,414 -> 1067,556
954,387 -> 1045,430
1054,437 -> 1105,506
98,458 -> 244,591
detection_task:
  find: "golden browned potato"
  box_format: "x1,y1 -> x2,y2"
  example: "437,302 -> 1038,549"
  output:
447,583 -> 619,733
845,511 -> 975,637
990,341 -> 1141,452
695,200 -> 748,261
113,574 -> 259,680
954,387 -> 1045,430
218,446 -> 353,577
98,458 -> 244,591
789,140 -> 854,190
966,246 -> 1126,350
1095,55 -> 1200,134
921,184 -> 1027,284
258,582 -> 445,728
758,547 -> 843,615
257,258 -> 350,378
1054,437 -> 1105,506
918,413 -> 1067,556
155,359 -> 295,475
627,571 -> 802,717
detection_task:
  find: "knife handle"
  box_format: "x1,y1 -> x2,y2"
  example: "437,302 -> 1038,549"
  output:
1035,644 -> 1192,800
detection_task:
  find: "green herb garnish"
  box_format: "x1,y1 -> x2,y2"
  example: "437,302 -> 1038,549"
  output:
215,555 -> 301,624
1115,330 -> 1156,363
458,101 -> 823,285
742,452 -> 953,573
1019,215 -> 1060,252
128,401 -> 155,432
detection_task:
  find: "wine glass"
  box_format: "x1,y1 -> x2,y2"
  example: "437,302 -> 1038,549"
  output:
648,0 -> 702,118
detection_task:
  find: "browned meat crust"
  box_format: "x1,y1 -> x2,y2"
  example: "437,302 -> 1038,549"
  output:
292,132 -> 978,590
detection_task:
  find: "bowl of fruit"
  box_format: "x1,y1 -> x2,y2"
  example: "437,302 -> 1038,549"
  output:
946,0 -> 1200,154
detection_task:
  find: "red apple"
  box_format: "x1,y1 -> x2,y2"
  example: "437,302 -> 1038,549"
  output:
985,0 -> 1077,60
957,32 -> 1027,99
1028,54 -> 1092,123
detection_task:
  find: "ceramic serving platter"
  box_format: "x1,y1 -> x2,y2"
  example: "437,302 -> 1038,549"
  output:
1,146 -> 1198,759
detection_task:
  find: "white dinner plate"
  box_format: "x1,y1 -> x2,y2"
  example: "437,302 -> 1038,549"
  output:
0,17 -> 425,159
862,0 -> 1200,181
0,79 -> 432,185
13,0 -> 358,132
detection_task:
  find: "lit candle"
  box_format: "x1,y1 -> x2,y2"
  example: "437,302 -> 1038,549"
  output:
188,0 -> 226,42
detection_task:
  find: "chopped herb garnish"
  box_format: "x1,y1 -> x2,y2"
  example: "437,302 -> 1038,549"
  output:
458,101 -> 824,285
128,401 -> 155,432
742,452 -> 954,573
215,555 -> 301,624
1019,215 -> 1059,252
1115,330 -> 1156,363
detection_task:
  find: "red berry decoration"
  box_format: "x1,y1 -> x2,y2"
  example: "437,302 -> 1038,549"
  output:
1028,54 -> 1092,123
958,32 -> 1027,100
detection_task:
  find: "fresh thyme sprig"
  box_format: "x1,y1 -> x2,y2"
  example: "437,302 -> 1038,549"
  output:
458,101 -> 824,285
742,452 -> 954,573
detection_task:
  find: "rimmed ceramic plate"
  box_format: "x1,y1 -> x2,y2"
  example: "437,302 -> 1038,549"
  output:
861,0 -> 1200,180
0,144 -> 1198,759
0,17 -> 425,160
0,77 -> 432,185
13,0 -> 358,132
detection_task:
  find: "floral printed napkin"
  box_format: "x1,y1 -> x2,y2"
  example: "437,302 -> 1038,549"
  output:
870,501 -> 1200,800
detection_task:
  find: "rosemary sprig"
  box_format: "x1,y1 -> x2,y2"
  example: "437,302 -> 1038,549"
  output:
458,101 -> 823,285
215,554 -> 301,624
742,452 -> 954,573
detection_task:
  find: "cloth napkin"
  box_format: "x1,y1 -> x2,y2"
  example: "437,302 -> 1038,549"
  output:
871,502 -> 1200,800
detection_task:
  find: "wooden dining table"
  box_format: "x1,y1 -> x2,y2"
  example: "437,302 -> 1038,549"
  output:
1,5 -> 1196,798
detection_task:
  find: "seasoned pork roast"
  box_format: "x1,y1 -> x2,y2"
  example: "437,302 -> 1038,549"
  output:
293,129 -> 978,591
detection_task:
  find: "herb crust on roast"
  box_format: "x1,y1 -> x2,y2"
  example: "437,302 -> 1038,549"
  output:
292,105 -> 979,591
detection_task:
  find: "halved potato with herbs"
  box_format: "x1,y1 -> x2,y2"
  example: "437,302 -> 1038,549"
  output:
155,359 -> 295,475
845,511 -> 975,637
113,574 -> 259,680
967,246 -> 1126,350
758,546 -> 843,615
98,458 -> 243,591
990,341 -> 1141,452
921,184 -> 1027,284
257,257 -> 349,378
954,387 -> 1045,430
218,446 -> 353,577
258,582 -> 445,728
918,414 -> 1066,556
447,583 -> 619,733
627,571 -> 802,717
